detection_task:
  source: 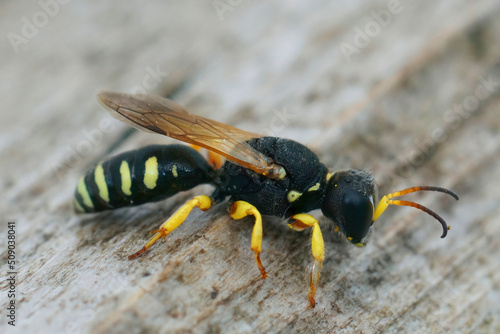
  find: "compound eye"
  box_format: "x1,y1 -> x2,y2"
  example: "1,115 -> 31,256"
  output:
342,190 -> 374,244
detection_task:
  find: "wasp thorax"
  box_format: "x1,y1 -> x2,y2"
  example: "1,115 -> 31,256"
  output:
321,170 -> 377,246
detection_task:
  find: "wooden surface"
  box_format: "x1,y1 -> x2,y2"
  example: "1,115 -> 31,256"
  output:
1,1 -> 500,333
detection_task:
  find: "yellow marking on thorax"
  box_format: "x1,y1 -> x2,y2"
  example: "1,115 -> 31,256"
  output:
326,172 -> 334,181
287,190 -> 302,202
308,183 -> 320,192
278,167 -> 287,179
172,165 -> 178,178
144,156 -> 159,189
120,161 -> 132,195
77,176 -> 94,208
94,163 -> 109,202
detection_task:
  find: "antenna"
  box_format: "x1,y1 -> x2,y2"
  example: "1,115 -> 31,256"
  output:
373,186 -> 459,238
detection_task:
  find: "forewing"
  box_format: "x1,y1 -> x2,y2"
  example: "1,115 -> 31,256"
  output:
97,91 -> 278,176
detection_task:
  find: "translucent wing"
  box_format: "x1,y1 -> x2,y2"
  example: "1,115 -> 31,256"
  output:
97,91 -> 286,179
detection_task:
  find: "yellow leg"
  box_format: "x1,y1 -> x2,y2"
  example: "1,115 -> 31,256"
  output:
128,195 -> 212,260
289,213 -> 325,308
190,144 -> 223,169
189,144 -> 202,151
229,201 -> 268,279
207,151 -> 224,169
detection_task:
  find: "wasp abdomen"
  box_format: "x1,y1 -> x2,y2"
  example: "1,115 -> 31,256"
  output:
74,145 -> 215,213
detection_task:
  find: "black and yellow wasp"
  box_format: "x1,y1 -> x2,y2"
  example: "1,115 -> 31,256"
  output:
74,91 -> 458,307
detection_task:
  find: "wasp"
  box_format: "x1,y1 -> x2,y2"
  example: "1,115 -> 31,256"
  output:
74,91 -> 459,307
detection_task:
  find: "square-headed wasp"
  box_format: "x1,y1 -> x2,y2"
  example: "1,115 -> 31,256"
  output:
74,91 -> 458,307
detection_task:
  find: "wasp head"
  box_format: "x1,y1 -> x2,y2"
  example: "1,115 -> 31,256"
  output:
321,170 -> 377,247
321,169 -> 459,247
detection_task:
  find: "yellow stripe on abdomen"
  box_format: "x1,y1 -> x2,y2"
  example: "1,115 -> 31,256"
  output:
73,198 -> 85,213
120,161 -> 132,195
144,156 -> 159,189
77,176 -> 94,208
94,163 -> 110,202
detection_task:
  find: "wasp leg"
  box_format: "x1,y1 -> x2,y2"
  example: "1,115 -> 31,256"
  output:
190,144 -> 223,169
229,201 -> 268,279
207,151 -> 223,169
128,195 -> 212,260
289,213 -> 325,308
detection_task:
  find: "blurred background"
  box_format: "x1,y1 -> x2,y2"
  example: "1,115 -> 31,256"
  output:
1,1 -> 499,333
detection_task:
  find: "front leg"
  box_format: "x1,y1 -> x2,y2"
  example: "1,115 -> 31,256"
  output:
289,213 -> 325,308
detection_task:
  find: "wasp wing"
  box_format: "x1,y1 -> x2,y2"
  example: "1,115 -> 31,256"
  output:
97,91 -> 284,178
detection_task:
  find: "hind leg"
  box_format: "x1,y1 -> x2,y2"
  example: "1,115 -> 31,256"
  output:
128,195 -> 212,259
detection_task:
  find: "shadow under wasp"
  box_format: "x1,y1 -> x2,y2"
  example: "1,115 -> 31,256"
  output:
74,91 -> 459,308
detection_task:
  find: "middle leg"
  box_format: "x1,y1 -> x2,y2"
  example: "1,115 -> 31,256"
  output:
229,200 -> 268,279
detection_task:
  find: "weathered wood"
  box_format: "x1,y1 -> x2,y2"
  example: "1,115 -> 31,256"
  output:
1,1 -> 500,333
